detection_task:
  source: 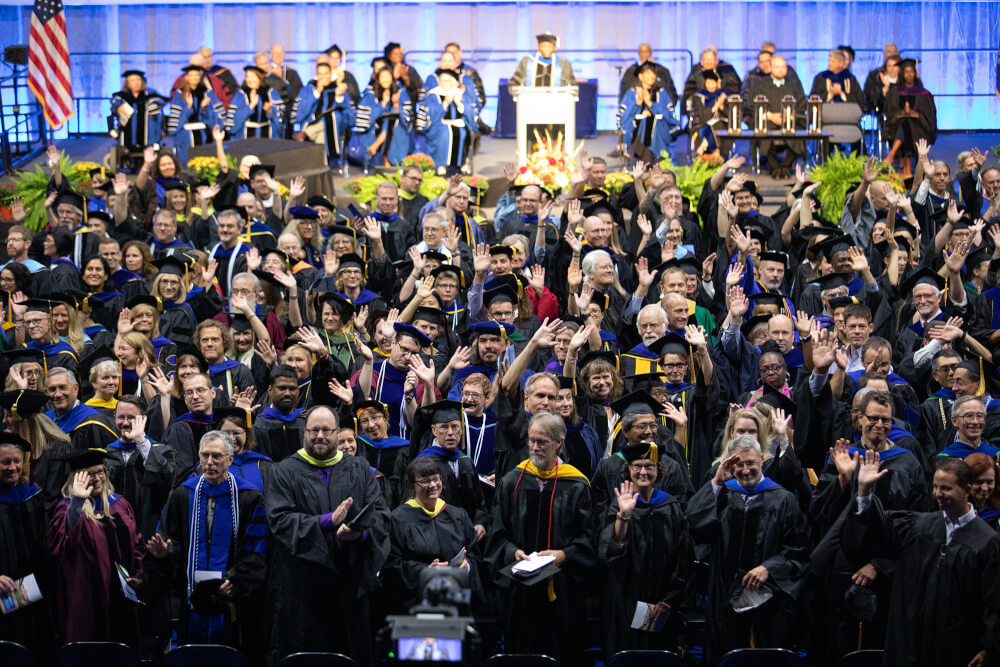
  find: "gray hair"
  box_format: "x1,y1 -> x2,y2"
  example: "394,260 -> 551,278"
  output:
956,151 -> 973,169
726,434 -> 763,456
932,160 -> 950,175
423,212 -> 446,231
154,208 -> 178,225
621,409 -> 656,435
636,304 -> 669,335
200,429 -> 234,456
528,411 -> 566,444
525,372 -> 559,397
829,49 -> 846,64
218,209 -> 244,226
232,271 -> 261,292
45,367 -> 77,388
375,181 -> 399,196
581,248 -> 611,277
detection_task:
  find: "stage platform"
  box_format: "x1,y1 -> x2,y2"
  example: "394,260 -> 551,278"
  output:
9,131 -> 999,218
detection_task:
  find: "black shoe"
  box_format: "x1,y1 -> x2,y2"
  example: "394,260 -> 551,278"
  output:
477,120 -> 493,136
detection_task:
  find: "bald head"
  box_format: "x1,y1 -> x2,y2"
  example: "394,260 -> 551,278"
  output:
638,43 -> 652,62
883,43 -> 898,59
768,314 -> 795,353
771,56 -> 787,79
189,53 -> 205,67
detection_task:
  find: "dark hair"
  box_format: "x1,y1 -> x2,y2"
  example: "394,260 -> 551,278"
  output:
858,372 -> 888,389
861,336 -> 890,359
760,340 -> 782,356
151,150 -> 183,179
956,361 -> 981,383
82,255 -> 112,285
933,349 -> 962,370
936,457 -> 973,489
858,390 -> 893,416
1,262 -> 31,293
116,394 -> 148,413
269,364 -> 299,386
842,303 -> 872,324
619,459 -> 667,484
217,411 -> 259,452
51,228 -> 74,257
406,456 -> 441,491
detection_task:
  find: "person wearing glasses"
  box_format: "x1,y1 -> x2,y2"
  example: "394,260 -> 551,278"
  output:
810,388 -> 929,661
163,373 -> 218,480
938,395 -> 998,459
384,455 -> 477,612
47,448 -> 143,645
266,404 -> 390,664
397,165 -> 429,227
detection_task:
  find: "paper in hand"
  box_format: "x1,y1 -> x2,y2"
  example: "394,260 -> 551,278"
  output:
0,574 -> 42,615
630,601 -> 669,633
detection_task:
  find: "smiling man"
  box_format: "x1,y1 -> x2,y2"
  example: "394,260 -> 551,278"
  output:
688,434 -> 809,663
265,404 -> 390,663
44,367 -> 117,450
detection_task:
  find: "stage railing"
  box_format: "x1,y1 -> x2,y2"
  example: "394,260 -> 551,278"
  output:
9,46 -> 998,145
0,63 -> 48,173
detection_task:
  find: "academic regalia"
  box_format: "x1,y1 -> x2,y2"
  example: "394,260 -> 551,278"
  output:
412,445 -> 489,528
919,389 -> 956,452
164,412 -> 215,481
841,496 -> 1000,667
562,420 -> 603,477
508,53 -> 576,90
746,75 -> 807,158
938,440 -> 1000,459
230,450 -> 273,493
45,403 -> 118,450
354,90 -> 412,166
159,301 -> 198,345
419,87 -> 475,169
111,85 -> 165,151
295,80 -> 357,165
46,257 -> 82,293
810,445 -> 931,661
207,241 -> 250,298
484,460 -> 596,663
105,438 -> 177,542
618,86 -> 678,159
26,339 -> 79,375
209,359 -> 256,403
592,446 -> 693,515
363,360 -> 417,439
357,434 -> 410,488
226,85 -> 284,139
253,408 -> 305,463
809,69 -> 864,106
46,492 -> 142,644
464,413 -> 496,477
166,83 -> 225,164
599,489 -> 694,656
148,473 -> 267,646
149,237 -> 192,260
0,482 -> 52,657
385,499 -> 479,611
687,477 -> 810,664
884,81 -> 937,157
265,450 -> 390,664
619,343 -> 662,377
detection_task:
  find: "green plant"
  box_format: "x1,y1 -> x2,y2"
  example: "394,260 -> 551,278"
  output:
659,152 -> 720,215
7,152 -> 88,231
808,151 -> 902,221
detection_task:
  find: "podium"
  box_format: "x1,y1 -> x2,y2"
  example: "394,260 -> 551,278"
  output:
510,85 -> 579,165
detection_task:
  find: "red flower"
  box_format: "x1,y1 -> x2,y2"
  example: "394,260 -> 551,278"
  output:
548,158 -> 556,165
519,166 -> 527,174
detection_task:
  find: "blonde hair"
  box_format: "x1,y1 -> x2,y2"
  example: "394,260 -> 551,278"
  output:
89,359 -> 121,384
10,411 -> 69,481
120,331 -> 156,368
60,470 -> 117,524
4,362 -> 42,392
152,272 -> 187,305
53,303 -> 86,355
714,408 -> 774,468
281,344 -> 314,373
130,303 -> 161,336
283,219 -> 323,253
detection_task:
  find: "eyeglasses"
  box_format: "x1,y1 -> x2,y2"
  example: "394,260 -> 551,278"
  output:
305,427 -> 336,437
460,391 -> 483,401
432,423 -> 463,433
662,362 -> 687,371
956,413 -> 986,422
85,469 -> 107,478
527,438 -> 556,448
21,369 -> 40,377
936,365 -> 958,374
24,318 -> 47,326
863,415 -> 893,424
630,463 -> 656,471
759,364 -> 785,375
183,386 -> 211,397
631,422 -> 659,432
415,476 -> 442,488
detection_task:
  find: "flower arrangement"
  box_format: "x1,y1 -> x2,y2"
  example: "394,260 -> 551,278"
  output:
604,172 -> 634,196
187,154 -> 238,183
4,151 -> 90,231
514,129 -> 579,193
401,153 -> 436,171
808,152 -> 903,222
659,152 -> 721,212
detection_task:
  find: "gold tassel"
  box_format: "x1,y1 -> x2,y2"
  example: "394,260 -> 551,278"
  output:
546,577 -> 556,602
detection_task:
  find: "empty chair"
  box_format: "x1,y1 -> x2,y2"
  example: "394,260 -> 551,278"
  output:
165,645 -> 247,667
607,649 -> 689,667
837,650 -> 885,667
0,641 -> 33,667
822,102 -> 864,146
279,653 -> 359,667
718,647 -> 801,667
58,642 -> 139,667
482,655 -> 560,667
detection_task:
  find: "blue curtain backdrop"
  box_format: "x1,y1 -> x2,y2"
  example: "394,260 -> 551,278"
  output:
0,0 -> 996,135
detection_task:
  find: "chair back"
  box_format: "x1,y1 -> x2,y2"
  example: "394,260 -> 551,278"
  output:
279,653 -> 359,667
58,642 -> 139,667
607,649 -> 689,667
837,650 -> 885,667
0,641 -> 34,667
718,647 -> 801,667
482,655 -> 560,667
822,102 -> 864,143
165,645 -> 248,667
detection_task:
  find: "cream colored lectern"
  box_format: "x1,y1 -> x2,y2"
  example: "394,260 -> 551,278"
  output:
509,85 -> 579,165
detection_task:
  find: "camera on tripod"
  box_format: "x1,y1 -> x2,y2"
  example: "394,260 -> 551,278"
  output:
382,566 -> 479,665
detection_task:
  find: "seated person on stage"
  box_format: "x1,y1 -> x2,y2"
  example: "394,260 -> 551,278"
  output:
110,70 -> 164,166
688,70 -> 727,158
619,43 -> 678,105
508,32 -> 577,92
810,49 -> 864,106
863,44 -> 900,113
746,56 -> 807,180
682,47 -> 741,108
884,59 -> 937,178
618,62 -> 679,163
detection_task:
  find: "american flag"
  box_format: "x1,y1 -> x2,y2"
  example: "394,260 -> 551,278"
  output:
27,0 -> 73,128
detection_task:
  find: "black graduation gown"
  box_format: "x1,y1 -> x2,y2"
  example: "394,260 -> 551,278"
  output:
145,476 -> 267,648
687,479 -> 810,663
809,446 -> 931,663
253,414 -> 305,463
841,497 -> 1000,667
164,415 -> 214,483
884,84 -> 937,156
105,441 -> 177,543
920,392 -> 956,453
47,259 -> 82,293
396,450 -> 489,530
592,449 -> 693,516
159,303 -> 197,345
384,502 -> 479,612
265,453 -> 390,665
485,463 -> 596,662
598,491 -> 694,656
0,483 -> 53,659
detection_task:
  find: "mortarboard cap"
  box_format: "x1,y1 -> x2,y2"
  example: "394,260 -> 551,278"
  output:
421,250 -> 449,264
898,58 -> 918,70
898,267 -> 945,294
610,390 -> 662,418
0,430 -> 31,452
413,306 -> 446,328
2,348 -> 45,368
306,195 -> 335,211
536,32 -> 558,45
288,205 -> 319,220
434,68 -> 461,82
243,64 -> 267,77
589,290 -> 611,311
758,251 -> 788,268
354,399 -> 389,419
54,191 -> 85,211
483,283 -> 519,308
465,320 -> 514,341
181,64 -> 204,74
392,322 -> 433,347
619,441 -> 660,463
813,234 -> 854,261
741,314 -> 771,341
175,344 -> 209,372
626,372 -> 667,391
58,447 -> 110,470
421,399 -> 465,424
152,255 -> 190,277
229,314 -> 253,332
328,224 -> 357,239
214,406 -> 254,429
0,389 -> 49,419
248,164 -> 275,180
647,331 -> 690,358
122,70 -> 146,79
336,253 -> 365,273
578,349 -> 619,372
318,291 -> 356,317
125,294 -> 164,312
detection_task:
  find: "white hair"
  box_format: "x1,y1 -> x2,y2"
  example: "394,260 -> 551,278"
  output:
200,429 -> 234,456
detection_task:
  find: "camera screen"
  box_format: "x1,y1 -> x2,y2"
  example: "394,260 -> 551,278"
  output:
397,637 -> 463,662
